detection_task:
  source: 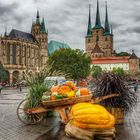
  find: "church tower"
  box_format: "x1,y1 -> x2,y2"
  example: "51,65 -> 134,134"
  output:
31,10 -> 48,68
85,0 -> 114,58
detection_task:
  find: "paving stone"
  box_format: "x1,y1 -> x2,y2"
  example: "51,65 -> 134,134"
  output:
0,89 -> 140,140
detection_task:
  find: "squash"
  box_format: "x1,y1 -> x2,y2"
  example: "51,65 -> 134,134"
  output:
80,88 -> 90,95
51,86 -> 59,93
69,103 -> 115,129
65,81 -> 77,91
58,85 -> 71,95
67,91 -> 75,98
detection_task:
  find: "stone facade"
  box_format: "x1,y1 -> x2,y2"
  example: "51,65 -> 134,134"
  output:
0,11 -> 48,83
85,29 -> 114,58
86,1 -> 139,73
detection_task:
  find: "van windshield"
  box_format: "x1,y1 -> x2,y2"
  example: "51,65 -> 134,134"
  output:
44,80 -> 57,87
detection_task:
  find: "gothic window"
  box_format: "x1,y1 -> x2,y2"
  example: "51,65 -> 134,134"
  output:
88,39 -> 90,43
12,45 -> 16,64
105,37 -> 108,41
6,45 -> 10,64
27,46 -> 30,57
25,46 -> 26,65
96,36 -> 99,41
2,42 -> 6,55
96,30 -> 98,33
19,46 -> 22,65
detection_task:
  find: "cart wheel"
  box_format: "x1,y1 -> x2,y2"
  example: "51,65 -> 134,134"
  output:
17,99 -> 44,125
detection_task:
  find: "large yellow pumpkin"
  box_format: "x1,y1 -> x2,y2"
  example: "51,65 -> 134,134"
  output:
69,103 -> 115,129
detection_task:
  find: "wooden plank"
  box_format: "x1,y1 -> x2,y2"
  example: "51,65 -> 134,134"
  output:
42,95 -> 92,108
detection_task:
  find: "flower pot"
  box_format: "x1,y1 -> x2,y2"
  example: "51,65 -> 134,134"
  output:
106,107 -> 124,124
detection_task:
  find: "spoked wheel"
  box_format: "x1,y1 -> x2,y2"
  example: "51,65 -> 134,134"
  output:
17,99 -> 44,125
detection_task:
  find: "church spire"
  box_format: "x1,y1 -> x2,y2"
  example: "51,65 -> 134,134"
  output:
36,9 -> 40,25
87,4 -> 92,37
94,0 -> 102,29
104,1 -> 110,35
4,27 -> 7,37
111,25 -> 113,35
41,18 -> 46,33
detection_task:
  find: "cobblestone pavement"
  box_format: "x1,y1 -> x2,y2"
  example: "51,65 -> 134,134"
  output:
0,89 -> 60,140
0,89 -> 140,140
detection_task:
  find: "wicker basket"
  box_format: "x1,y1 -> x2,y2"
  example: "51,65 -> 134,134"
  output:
42,95 -> 92,109
106,107 -> 124,124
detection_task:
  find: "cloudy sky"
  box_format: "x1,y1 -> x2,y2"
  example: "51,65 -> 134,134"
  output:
0,0 -> 140,55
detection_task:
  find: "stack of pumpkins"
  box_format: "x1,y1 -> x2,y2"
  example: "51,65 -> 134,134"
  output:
42,81 -> 91,101
65,103 -> 116,140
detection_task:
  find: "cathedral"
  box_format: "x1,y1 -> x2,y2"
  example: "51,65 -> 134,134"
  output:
85,0 -> 139,73
85,1 -> 113,58
0,11 -> 48,84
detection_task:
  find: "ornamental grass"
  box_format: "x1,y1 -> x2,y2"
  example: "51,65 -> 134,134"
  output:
93,72 -> 137,113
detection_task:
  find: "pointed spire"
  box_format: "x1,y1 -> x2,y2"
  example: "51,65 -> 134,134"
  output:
4,27 -> 7,37
41,17 -> 46,33
87,4 -> 92,37
129,49 -> 139,59
36,9 -> 40,25
111,25 -> 113,35
94,0 -> 102,29
104,1 -> 110,35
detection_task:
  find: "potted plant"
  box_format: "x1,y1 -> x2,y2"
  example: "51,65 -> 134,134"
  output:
93,72 -> 137,124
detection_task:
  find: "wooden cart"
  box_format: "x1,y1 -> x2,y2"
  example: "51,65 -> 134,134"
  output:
17,94 -> 118,125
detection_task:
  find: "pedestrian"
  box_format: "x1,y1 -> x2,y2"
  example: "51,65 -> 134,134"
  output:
19,84 -> 22,92
134,81 -> 138,93
0,85 -> 2,94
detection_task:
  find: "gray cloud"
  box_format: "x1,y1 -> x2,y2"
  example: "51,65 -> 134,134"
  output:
0,0 -> 140,56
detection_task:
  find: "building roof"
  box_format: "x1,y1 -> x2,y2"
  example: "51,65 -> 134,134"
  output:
8,29 -> 37,42
91,43 -> 104,54
129,52 -> 139,59
92,56 -> 129,64
86,5 -> 92,37
104,2 -> 110,36
48,40 -> 70,56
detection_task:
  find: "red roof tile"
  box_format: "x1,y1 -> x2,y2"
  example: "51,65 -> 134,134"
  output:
92,56 -> 129,64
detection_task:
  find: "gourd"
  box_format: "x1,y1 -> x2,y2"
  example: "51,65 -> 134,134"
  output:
65,81 -> 77,91
51,86 -> 59,93
69,103 -> 115,129
80,88 -> 90,95
42,95 -> 51,101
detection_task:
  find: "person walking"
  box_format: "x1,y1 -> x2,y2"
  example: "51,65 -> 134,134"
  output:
0,85 -> 2,94
134,81 -> 138,93
19,84 -> 22,93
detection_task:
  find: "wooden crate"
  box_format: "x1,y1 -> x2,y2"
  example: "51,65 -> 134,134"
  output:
106,107 -> 124,124
42,95 -> 92,109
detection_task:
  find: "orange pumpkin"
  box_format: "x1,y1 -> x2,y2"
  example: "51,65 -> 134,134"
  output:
51,86 -> 59,93
80,88 -> 90,95
58,85 -> 71,95
50,95 -> 56,100
65,81 -> 77,91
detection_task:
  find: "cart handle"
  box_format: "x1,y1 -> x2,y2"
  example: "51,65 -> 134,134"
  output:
91,93 -> 119,104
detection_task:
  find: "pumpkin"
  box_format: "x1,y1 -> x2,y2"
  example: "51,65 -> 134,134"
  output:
51,86 -> 59,93
67,91 -> 75,98
58,85 -> 71,95
50,95 -> 56,100
69,103 -> 115,129
65,81 -> 77,91
80,88 -> 90,95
